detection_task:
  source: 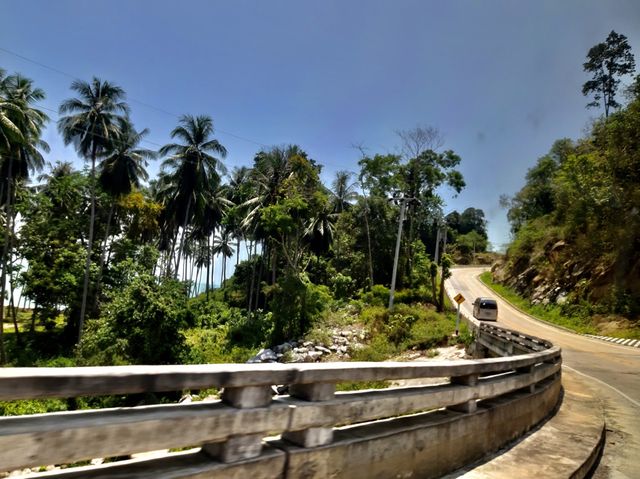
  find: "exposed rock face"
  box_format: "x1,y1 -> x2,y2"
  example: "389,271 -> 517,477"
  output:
247,326 -> 368,364
491,229 -> 640,316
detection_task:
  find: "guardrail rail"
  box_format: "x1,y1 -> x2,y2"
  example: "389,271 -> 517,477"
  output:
0,324 -> 561,478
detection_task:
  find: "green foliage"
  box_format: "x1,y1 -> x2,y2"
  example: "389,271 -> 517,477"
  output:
350,335 -> 397,361
359,285 -> 390,307
183,327 -> 257,364
480,272 -> 597,334
452,231 -> 488,264
358,303 -> 457,353
409,240 -> 434,289
582,30 -> 636,117
2,73 -> 469,371
330,272 -> 357,300
393,287 -> 431,305
78,274 -> 192,365
267,274 -> 332,343
227,310 -> 273,348
404,310 -> 454,350
0,398 -> 68,416
501,94 -> 640,320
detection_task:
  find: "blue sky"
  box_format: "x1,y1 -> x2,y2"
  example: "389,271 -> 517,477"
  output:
2,0 -> 640,250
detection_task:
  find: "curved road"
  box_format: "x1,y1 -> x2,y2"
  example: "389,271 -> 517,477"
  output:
448,267 -> 640,479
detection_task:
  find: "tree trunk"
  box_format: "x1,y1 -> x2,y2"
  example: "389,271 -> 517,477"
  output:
9,294 -> 20,346
430,271 -> 438,308
29,304 -> 37,335
174,196 -> 192,278
166,233 -> 177,277
363,201 -> 374,290
254,240 -> 264,311
407,205 -> 415,288
211,249 -> 216,289
0,154 -> 14,364
78,145 -> 98,342
206,234 -> 211,300
271,245 -> 277,285
247,240 -> 255,317
438,273 -> 445,313
222,254 -> 227,286
94,201 -> 115,311
236,237 -> 241,267
8,189 -> 21,346
193,261 -> 201,297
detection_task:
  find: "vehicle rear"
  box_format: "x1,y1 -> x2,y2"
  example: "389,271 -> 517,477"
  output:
473,298 -> 498,321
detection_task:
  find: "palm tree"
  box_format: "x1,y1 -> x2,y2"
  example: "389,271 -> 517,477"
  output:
0,69 -> 24,157
0,73 -> 49,362
330,170 -> 358,213
58,77 -> 129,340
213,230 -> 234,286
227,166 -> 251,267
305,205 -> 337,255
95,118 -> 156,303
242,145 -> 307,284
159,115 -> 227,278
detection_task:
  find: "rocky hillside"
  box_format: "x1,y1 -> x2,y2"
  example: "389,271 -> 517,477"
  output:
496,92 -> 640,323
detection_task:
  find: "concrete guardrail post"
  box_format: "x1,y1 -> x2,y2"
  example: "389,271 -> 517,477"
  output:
282,382 -> 336,447
517,365 -> 536,393
448,374 -> 479,413
202,385 -> 273,463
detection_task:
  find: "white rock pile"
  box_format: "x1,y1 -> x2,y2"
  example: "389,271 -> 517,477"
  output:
247,327 -> 368,364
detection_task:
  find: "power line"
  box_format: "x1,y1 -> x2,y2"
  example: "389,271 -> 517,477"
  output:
33,102 -> 165,149
0,46 -> 268,148
0,46 -> 362,172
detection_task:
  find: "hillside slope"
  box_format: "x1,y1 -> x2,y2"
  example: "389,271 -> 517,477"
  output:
495,92 -> 640,327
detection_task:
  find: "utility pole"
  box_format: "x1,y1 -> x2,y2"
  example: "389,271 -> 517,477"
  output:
388,195 -> 418,311
434,221 -> 447,265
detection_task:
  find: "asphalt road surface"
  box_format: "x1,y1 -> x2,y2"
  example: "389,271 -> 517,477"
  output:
448,267 -> 640,479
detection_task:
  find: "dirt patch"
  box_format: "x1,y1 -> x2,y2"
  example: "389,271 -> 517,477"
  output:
591,315 -> 637,336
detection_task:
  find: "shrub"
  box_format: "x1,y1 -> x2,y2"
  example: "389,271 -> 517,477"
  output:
359,305 -> 388,330
267,274 -> 332,343
360,284 -> 390,306
227,310 -> 273,347
393,287 -> 431,305
78,274 -> 192,365
183,327 -> 257,364
405,312 -> 451,349
331,273 -> 357,300
0,398 -> 68,416
351,335 -> 397,361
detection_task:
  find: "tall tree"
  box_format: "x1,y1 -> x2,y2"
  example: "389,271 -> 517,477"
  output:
330,170 -> 357,213
213,230 -> 234,285
395,125 -> 444,160
158,115 -> 227,278
58,77 -> 129,340
95,118 -> 156,305
583,30 -> 636,118
0,72 -> 49,362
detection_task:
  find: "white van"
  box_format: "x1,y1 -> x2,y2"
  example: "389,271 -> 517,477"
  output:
472,297 -> 498,321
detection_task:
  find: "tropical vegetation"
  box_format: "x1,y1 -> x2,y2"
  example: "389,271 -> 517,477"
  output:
0,69 -> 489,371
496,31 -> 640,336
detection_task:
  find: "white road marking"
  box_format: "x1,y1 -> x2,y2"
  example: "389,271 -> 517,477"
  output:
563,365 -> 640,409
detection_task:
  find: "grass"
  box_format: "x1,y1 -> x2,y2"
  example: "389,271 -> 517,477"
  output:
479,271 -> 599,334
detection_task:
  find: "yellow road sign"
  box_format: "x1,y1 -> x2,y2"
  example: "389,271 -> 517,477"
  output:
453,293 -> 465,304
